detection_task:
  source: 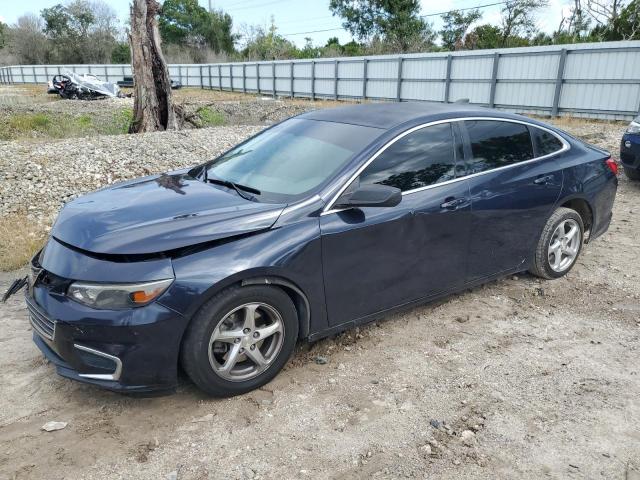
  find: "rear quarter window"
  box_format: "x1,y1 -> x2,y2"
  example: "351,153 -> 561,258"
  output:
530,127 -> 564,157
465,120 -> 534,174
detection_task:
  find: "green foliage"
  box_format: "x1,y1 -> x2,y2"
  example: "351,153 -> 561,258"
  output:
440,9 -> 482,51
159,0 -> 236,54
329,0 -> 435,52
195,107 -> 226,127
40,0 -> 118,64
240,20 -> 301,60
111,42 -> 131,64
463,24 -> 503,49
0,109 -> 134,141
0,21 -> 7,49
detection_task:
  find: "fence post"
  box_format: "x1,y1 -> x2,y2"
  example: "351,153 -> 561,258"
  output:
396,57 -> 403,102
552,48 -> 567,117
44,65 -> 49,83
88,64 -> 92,74
19,66 -> 24,84
334,59 -> 339,101
272,62 -> 276,98
311,60 -> 315,100
199,65 -> 203,89
230,65 -> 234,92
444,55 -> 452,103
243,63 -> 246,93
489,52 -> 499,108
218,65 -> 222,91
256,63 -> 260,94
290,62 -> 294,98
362,58 -> 368,100
32,66 -> 37,83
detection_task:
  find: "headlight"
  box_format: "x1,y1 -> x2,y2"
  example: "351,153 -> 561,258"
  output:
627,121 -> 640,134
67,279 -> 173,309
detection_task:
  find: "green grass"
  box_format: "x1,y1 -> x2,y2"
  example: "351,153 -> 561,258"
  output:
196,106 -> 226,127
0,109 -> 134,141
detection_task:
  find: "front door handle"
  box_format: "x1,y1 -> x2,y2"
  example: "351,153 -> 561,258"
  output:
440,197 -> 466,210
533,174 -> 554,185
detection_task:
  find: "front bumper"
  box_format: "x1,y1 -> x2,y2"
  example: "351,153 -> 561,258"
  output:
27,281 -> 187,394
621,133 -> 640,170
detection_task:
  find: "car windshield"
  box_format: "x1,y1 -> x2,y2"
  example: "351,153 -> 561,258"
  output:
203,118 -> 382,203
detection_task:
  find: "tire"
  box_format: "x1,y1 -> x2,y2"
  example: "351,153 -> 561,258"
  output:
181,285 -> 298,397
529,207 -> 584,280
623,165 -> 640,181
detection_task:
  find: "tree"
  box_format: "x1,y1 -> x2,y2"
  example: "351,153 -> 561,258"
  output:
41,0 -> 119,63
7,14 -> 48,64
159,0 -> 236,54
240,19 -> 299,60
590,0 -> 640,38
461,24 -> 500,49
329,0 -> 436,52
440,9 -> 482,50
500,0 -> 549,46
111,42 -> 131,63
0,22 -> 7,49
130,0 -> 178,132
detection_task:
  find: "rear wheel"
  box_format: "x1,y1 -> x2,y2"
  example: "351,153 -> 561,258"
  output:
529,207 -> 584,279
623,165 -> 640,181
181,285 -> 298,397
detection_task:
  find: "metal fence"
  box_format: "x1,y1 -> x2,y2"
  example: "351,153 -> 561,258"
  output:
2,40 -> 640,120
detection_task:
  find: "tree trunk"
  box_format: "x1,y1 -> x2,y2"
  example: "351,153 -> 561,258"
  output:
129,0 -> 178,133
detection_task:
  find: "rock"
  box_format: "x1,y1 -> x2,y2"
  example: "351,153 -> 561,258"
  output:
419,444 -> 432,455
314,355 -> 328,365
460,430 -> 476,446
192,413 -> 215,423
41,421 -> 67,432
328,378 -> 336,384
166,472 -> 178,480
429,419 -> 440,429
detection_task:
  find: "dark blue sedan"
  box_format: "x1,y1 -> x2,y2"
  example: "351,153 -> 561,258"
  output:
621,115 -> 640,180
26,103 -> 618,396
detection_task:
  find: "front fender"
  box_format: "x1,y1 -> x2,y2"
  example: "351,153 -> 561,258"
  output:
159,217 -> 327,338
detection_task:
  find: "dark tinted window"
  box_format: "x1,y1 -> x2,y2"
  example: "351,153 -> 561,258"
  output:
465,120 -> 534,173
359,123 -> 456,191
531,127 -> 563,156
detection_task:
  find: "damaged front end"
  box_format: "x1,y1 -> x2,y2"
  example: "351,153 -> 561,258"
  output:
51,72 -> 123,100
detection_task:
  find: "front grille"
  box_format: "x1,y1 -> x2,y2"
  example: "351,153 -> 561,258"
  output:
26,296 -> 56,340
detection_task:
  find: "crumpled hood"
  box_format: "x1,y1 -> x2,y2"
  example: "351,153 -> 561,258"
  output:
51,173 -> 285,255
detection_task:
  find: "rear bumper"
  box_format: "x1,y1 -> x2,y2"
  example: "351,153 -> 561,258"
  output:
27,287 -> 187,394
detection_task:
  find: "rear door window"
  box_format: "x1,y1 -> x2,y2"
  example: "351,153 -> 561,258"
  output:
359,123 -> 457,192
465,120 -> 534,174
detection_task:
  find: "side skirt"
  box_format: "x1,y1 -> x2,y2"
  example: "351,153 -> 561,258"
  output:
307,265 -> 525,342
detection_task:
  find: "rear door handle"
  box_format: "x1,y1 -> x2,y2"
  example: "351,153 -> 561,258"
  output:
440,197 -> 466,210
533,174 -> 554,185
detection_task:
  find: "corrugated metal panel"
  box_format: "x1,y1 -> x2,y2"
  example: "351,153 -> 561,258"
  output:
560,83 -> 640,113
451,56 -> 493,80
495,82 -> 555,108
497,53 -> 558,80
449,82 -> 491,103
337,79 -> 362,97
402,58 -> 447,79
367,60 -> 397,79
401,81 -> 445,101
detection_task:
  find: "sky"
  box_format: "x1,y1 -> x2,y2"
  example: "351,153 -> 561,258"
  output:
0,0 -> 573,48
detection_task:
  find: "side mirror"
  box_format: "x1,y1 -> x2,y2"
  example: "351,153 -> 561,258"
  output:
335,183 -> 402,209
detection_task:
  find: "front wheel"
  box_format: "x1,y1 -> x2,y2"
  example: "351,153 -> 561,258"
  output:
181,285 -> 298,397
529,207 -> 584,279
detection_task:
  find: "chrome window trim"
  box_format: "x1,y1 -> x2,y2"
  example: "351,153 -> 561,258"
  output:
321,116 -> 570,216
74,343 -> 123,381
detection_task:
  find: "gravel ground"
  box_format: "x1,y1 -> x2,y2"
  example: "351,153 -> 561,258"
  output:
0,89 -> 639,479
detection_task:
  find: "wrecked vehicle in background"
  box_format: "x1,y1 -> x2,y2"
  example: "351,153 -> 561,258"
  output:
117,75 -> 182,89
49,72 -> 123,100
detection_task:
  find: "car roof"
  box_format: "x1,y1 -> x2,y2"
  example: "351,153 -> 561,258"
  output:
298,101 -> 504,130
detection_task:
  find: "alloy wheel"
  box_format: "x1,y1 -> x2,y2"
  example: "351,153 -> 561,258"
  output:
547,218 -> 581,273
208,302 -> 285,382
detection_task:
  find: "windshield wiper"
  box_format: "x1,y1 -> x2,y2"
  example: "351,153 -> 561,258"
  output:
206,177 -> 261,201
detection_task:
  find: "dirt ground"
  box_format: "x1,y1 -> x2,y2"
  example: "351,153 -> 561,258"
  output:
0,92 -> 639,479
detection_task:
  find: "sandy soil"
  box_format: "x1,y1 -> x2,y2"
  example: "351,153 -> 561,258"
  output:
0,116 -> 639,480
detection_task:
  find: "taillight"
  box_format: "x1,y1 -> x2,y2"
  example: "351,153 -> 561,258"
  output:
605,158 -> 619,175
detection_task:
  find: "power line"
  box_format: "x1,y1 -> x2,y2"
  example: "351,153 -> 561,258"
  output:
421,1 -> 508,17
